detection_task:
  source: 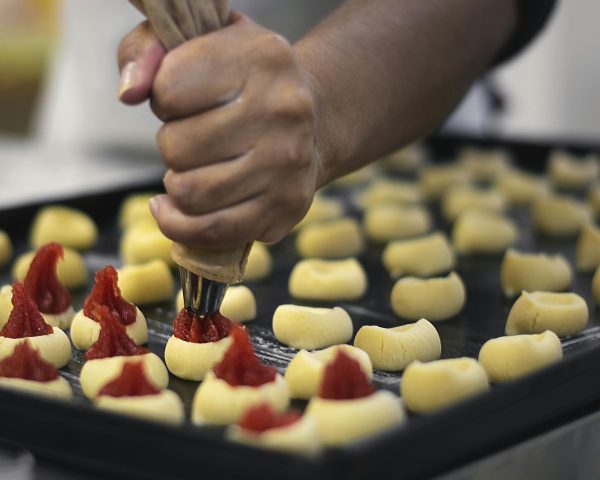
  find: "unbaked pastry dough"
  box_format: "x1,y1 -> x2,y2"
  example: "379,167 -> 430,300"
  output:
382,232 -> 455,278
120,219 -> 174,267
419,164 -> 470,200
288,258 -> 367,301
441,185 -> 506,222
243,242 -> 272,281
458,147 -> 511,182
532,195 -> 592,237
0,231 -> 12,267
401,358 -> 489,414
96,389 -> 184,424
176,285 -> 257,322
296,218 -> 364,259
478,331 -> 563,383
576,223 -> 600,272
295,195 -> 343,229
30,206 -> 98,250
354,319 -> 441,371
588,184 -> 600,217
165,335 -> 232,381
0,327 -> 71,369
0,286 -> 13,329
118,192 -> 158,228
452,210 -> 517,255
495,170 -> 550,206
505,291 -> 588,337
12,247 -> 88,289
379,144 -> 426,174
0,376 -> 73,399
331,165 -> 377,188
358,179 -> 423,208
548,150 -> 599,190
500,249 -> 572,297
364,204 -> 432,243
593,266 -> 600,304
118,260 -> 174,305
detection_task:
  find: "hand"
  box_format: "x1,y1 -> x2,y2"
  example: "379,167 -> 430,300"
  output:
117,12 -> 320,249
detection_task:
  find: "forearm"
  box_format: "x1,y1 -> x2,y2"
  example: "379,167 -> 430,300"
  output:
294,0 -> 517,187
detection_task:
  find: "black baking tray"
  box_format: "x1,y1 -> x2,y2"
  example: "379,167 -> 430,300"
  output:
0,135 -> 600,480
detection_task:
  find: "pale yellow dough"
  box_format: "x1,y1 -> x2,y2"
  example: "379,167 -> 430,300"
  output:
0,376 -> 73,400
358,179 -> 423,208
120,219 -> 174,267
284,345 -> 372,400
118,260 -> 174,305
0,286 -> 74,330
452,210 -> 517,255
165,335 -> 232,381
288,258 -> 367,301
593,266 -> 600,304
79,353 -> 168,399
548,150 -> 599,190
457,147 -> 511,182
30,206 -> 97,250
532,195 -> 592,237
0,327 -> 71,369
364,204 -> 432,243
0,286 -> 12,328
354,319 -> 441,371
419,165 -> 470,200
382,232 -> 455,279
576,223 -> 600,272
495,170 -> 550,206
70,308 -> 148,350
441,186 -> 506,222
243,243 -> 272,281
192,372 -> 289,425
505,291 -> 588,337
118,192 -> 158,228
296,218 -> 364,259
12,247 -> 88,289
96,389 -> 184,425
306,391 -> 405,446
379,144 -> 426,174
331,165 -> 377,188
295,195 -> 343,230
500,249 -> 572,297
588,184 -> 600,217
401,358 -> 490,414
176,285 -> 257,323
0,230 -> 12,267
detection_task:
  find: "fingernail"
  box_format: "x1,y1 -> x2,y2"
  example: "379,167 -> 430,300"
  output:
149,196 -> 160,218
118,62 -> 138,99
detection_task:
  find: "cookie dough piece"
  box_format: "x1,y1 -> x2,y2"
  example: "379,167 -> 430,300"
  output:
176,285 -> 257,322
419,165 -> 470,200
358,179 -> 423,208
288,258 -> 367,301
96,389 -> 184,425
379,144 -> 426,174
273,305 -> 353,350
120,219 -> 174,267
478,331 -> 563,383
401,358 -> 489,413
505,291 -> 588,337
165,335 -> 232,381
593,266 -> 600,304
0,231 -> 12,267
0,327 -> 71,369
382,232 -> 455,278
458,147 -> 511,182
284,345 -> 372,399
118,192 -> 158,228
364,204 -> 432,243
296,218 -> 364,259
243,243 -> 272,281
354,319 -> 441,371
495,170 -> 550,206
548,150 -> 599,190
576,223 -> 600,272
12,247 -> 88,289
588,184 -> 600,217
452,210 -> 517,255
30,206 -> 97,250
532,195 -> 592,237
118,260 -> 174,305
500,249 -> 572,297
441,186 -> 506,222
331,165 -> 377,188
0,376 -> 73,399
295,195 -> 343,229
0,286 -> 13,329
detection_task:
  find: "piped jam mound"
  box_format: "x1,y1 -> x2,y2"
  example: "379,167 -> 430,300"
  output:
0,282 -> 53,339
213,327 -> 276,387
86,306 -> 148,360
23,242 -> 71,314
0,341 -> 58,382
319,350 -> 375,400
83,266 -> 136,326
173,309 -> 232,343
238,403 -> 301,434
98,361 -> 160,398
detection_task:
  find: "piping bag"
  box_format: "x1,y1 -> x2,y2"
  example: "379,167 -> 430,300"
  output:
129,0 -> 253,315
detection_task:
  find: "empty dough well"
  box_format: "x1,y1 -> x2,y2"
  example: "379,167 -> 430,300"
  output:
452,210 -> 517,255
532,195 -> 591,237
378,144 -> 426,174
441,185 -> 506,222
30,206 -> 97,250
457,147 -> 510,182
120,219 -> 174,267
419,164 -> 470,200
364,204 -> 432,243
294,195 -> 343,229
118,260 -> 174,305
547,150 -> 599,190
495,170 -> 550,206
358,179 -> 423,208
243,243 -> 272,281
576,223 -> 600,272
118,192 -> 158,228
296,218 -> 364,259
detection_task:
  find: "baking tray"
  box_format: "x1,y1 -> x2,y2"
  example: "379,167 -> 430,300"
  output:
0,135 -> 600,480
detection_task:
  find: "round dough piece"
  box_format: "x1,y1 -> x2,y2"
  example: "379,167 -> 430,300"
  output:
118,260 -> 174,305
495,170 -> 550,206
358,179 -> 422,208
500,249 -> 572,297
0,230 -> 12,267
576,223 -> 600,272
379,144 -> 426,174
243,243 -> 272,281
273,305 -> 353,350
588,184 -> 600,217
284,345 -> 372,399
505,291 -> 588,337
80,352 -> 168,399
165,335 -> 232,381
295,195 -> 343,229
70,308 -> 148,350
120,219 -> 174,267
0,327 -> 71,369
0,286 -> 12,328
364,204 -> 432,243
593,266 -> 600,304
458,147 -> 510,182
452,210 -> 517,255
331,165 -> 377,188
12,247 -> 88,289
401,358 -> 489,414
382,232 -> 455,279
548,150 -> 599,190
288,258 -> 367,301
96,389 -> 184,425
0,286 -> 75,330
532,195 -> 592,237
306,390 -> 405,446
441,186 -> 506,222
478,331 -> 563,383
354,319 -> 441,371
296,218 -> 364,259
192,372 -> 289,425
176,286 -> 257,323
0,376 -> 73,400
118,192 -> 158,228
30,206 -> 97,250
419,165 -> 470,200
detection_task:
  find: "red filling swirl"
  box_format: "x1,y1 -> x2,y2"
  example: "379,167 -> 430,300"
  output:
319,350 -> 375,400
173,309 -> 232,343
238,403 -> 301,433
0,282 -> 53,339
84,265 -> 136,326
0,341 -> 58,382
98,361 -> 160,398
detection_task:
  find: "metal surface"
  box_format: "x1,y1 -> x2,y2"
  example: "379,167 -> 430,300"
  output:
179,267 -> 228,316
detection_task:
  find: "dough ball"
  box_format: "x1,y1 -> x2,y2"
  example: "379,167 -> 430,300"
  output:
547,150 -> 599,190
478,331 -> 563,383
118,260 -> 174,305
30,206 -> 97,250
0,327 -> 71,369
588,184 -> 600,217
96,389 -> 184,425
378,144 -> 426,174
358,179 -> 422,208
354,318 -> 441,371
243,243 -> 272,281
364,204 -> 432,243
0,376 -> 72,400
12,247 -> 88,289
165,335 -> 232,381
296,218 -> 364,259
593,266 -> 600,304
176,286 -> 257,323
382,232 -> 455,278
0,286 -> 74,330
458,147 -> 511,182
120,219 -> 174,267
532,195 -> 592,237
419,164 -> 470,200
452,210 -> 517,255
118,192 -> 158,228
288,258 -> 367,301
284,345 -> 372,399
500,249 -> 572,297
0,231 -> 12,267
294,195 -> 343,229
441,185 -> 506,222
0,286 -> 12,328
391,272 -> 466,322
495,170 -> 550,206
331,165 -> 377,188
505,291 -> 588,337
576,223 -> 600,272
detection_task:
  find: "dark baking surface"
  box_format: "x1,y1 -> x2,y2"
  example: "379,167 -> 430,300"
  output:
0,135 -> 599,480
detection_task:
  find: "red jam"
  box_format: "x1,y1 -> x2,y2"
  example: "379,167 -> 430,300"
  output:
86,306 -> 148,360
319,350 -> 375,400
83,266 -> 136,326
0,341 -> 58,382
213,326 -> 276,387
23,243 -> 72,314
98,361 -> 160,398
173,309 -> 233,343
238,403 -> 301,433
0,282 -> 53,339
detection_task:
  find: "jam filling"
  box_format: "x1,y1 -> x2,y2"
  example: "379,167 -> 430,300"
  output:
0,341 -> 58,382
23,242 -> 72,314
173,309 -> 233,343
319,350 -> 375,400
0,282 -> 53,339
238,403 -> 301,433
83,265 -> 137,326
98,361 -> 160,398
213,327 -> 276,387
86,306 -> 148,360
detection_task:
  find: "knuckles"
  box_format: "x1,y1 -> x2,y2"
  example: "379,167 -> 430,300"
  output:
249,33 -> 294,70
